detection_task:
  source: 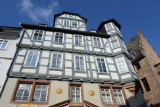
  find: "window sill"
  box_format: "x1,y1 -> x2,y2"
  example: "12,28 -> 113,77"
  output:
98,72 -> 109,74
74,70 -> 86,72
93,46 -> 103,49
53,42 -> 64,44
23,65 -> 37,68
74,45 -> 84,47
32,40 -> 42,42
50,68 -> 62,71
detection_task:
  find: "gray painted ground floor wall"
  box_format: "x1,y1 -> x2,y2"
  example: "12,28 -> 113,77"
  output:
0,78 -> 145,107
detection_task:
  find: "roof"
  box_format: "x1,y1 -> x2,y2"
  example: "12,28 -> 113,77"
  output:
0,26 -> 21,39
97,19 -> 121,32
20,23 -> 110,38
53,11 -> 87,26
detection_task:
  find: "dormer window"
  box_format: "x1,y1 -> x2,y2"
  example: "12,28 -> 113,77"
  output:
106,23 -> 114,31
71,21 -> 78,28
33,30 -> 44,41
63,19 -> 70,27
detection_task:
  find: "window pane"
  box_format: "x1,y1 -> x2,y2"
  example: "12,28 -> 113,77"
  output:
101,88 -> 112,104
33,30 -> 43,41
70,86 -> 81,103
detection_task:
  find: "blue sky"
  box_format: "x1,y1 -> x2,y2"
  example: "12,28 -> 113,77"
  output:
0,0 -> 160,56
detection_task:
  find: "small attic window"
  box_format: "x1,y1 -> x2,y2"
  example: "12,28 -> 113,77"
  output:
106,23 -> 114,31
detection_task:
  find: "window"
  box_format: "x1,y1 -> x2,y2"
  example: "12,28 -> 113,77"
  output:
70,86 -> 81,103
75,56 -> 85,71
0,39 -> 9,50
93,37 -> 102,47
115,57 -> 128,73
101,88 -> 113,104
71,21 -> 78,28
96,58 -> 107,72
11,80 -> 50,104
113,89 -> 125,105
74,35 -> 83,46
141,78 -> 150,92
54,32 -> 63,43
110,37 -> 119,49
106,23 -> 113,31
25,51 -> 39,67
51,53 -> 62,69
63,19 -> 70,27
14,84 -> 32,102
33,30 -> 43,41
33,85 -> 48,102
135,63 -> 141,70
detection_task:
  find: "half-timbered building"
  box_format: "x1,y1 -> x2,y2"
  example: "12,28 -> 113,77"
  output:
0,11 -> 145,107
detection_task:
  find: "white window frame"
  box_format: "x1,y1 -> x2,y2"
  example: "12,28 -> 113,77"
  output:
101,88 -> 113,104
50,53 -> 63,70
63,19 -> 70,27
71,20 -> 78,28
24,50 -> 40,67
74,35 -> 83,46
115,56 -> 129,74
74,55 -> 86,71
0,39 -> 9,50
33,85 -> 48,102
105,22 -> 114,31
32,30 -> 44,41
113,89 -> 126,105
96,57 -> 108,73
54,32 -> 64,44
92,37 -> 102,48
70,86 -> 82,103
109,36 -> 120,49
15,84 -> 32,102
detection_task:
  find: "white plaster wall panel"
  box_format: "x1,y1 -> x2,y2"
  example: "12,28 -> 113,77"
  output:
40,59 -> 49,65
66,38 -> 72,43
75,73 -> 87,77
90,56 -> 94,62
21,68 -> 36,73
45,36 -> 52,41
59,14 -> 65,17
79,27 -> 85,31
34,42 -> 41,46
12,65 -> 21,72
113,48 -> 122,53
89,46 -> 92,51
65,53 -> 72,60
87,63 -> 89,70
106,42 -> 110,47
24,33 -> 28,38
91,63 -> 96,69
74,46 -> 84,50
18,49 -> 27,56
99,75 -> 110,79
65,69 -> 72,76
76,16 -> 82,20
106,47 -> 112,53
66,34 -> 72,38
94,48 -> 101,52
39,67 -> 47,74
121,74 -> 131,79
55,25 -> 61,28
26,30 -> 33,36
87,36 -> 91,40
48,81 -> 68,106
83,83 -> 102,106
65,61 -> 72,67
106,58 -> 114,64
53,44 -> 64,48
88,41 -> 91,45
22,38 -> 32,45
108,65 -> 116,71
44,41 -> 51,47
103,38 -> 108,43
111,73 -> 119,79
15,56 -> 24,63
42,51 -> 49,58
66,44 -> 72,48
46,31 -> 53,35
49,70 -> 62,75
92,71 -> 97,78
64,27 -> 70,29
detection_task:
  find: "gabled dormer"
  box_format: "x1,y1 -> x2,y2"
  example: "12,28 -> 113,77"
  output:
53,11 -> 87,31
97,19 -> 121,35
